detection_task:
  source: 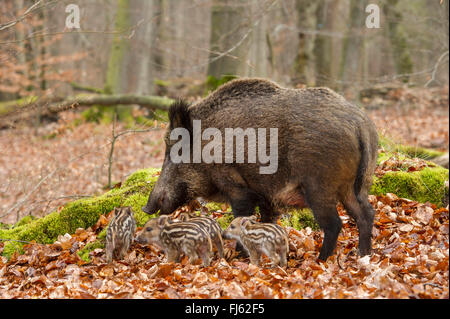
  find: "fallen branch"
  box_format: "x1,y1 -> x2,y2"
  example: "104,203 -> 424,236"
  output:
70,82 -> 106,94
0,93 -> 175,128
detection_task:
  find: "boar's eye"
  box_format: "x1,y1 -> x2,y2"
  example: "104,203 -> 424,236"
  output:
146,227 -> 153,232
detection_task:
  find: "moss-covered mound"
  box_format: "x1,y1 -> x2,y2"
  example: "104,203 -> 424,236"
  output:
0,168 -> 160,258
378,135 -> 445,160
374,136 -> 448,205
371,167 -> 448,205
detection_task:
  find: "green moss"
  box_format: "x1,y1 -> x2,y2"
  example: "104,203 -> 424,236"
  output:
205,202 -> 232,213
2,241 -> 24,257
14,215 -> 36,228
216,214 -> 234,230
122,168 -> 160,188
77,239 -> 105,263
0,96 -> 38,116
122,193 -> 156,227
280,209 -> 319,231
379,135 -> 444,160
371,167 -> 449,206
154,79 -> 170,87
98,228 -> 107,240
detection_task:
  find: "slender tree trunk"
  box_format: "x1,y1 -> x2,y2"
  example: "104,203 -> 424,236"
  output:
104,0 -> 131,94
134,0 -> 162,95
383,0 -> 413,82
313,0 -> 332,87
207,0 -> 251,78
293,0 -> 318,86
340,0 -> 368,92
245,0 -> 271,78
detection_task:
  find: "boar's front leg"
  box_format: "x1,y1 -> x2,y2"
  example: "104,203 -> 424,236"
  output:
228,188 -> 261,218
258,199 -> 278,223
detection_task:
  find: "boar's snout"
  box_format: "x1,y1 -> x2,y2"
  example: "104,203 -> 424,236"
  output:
141,204 -> 154,214
142,192 -> 161,215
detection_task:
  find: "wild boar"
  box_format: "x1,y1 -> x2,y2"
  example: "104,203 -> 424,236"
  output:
135,216 -> 213,267
223,216 -> 289,267
105,206 -> 136,263
178,212 -> 224,259
142,78 -> 378,261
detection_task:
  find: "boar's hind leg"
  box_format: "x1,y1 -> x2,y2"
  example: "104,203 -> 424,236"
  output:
306,192 -> 342,260
343,192 -> 374,256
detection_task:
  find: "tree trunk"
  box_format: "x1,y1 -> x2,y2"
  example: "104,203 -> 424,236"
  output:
132,0 -> 162,95
293,0 -> 318,86
383,0 -> 413,82
339,0 -> 368,92
313,0 -> 332,87
245,0 -> 272,78
207,0 -> 251,78
104,0 -> 131,94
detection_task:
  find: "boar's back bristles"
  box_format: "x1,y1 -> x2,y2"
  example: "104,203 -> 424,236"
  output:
202,78 -> 280,109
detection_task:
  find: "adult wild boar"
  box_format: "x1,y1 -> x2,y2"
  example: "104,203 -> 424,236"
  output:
142,78 -> 378,260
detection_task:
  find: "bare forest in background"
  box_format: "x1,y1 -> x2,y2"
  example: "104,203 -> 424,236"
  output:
0,0 -> 448,102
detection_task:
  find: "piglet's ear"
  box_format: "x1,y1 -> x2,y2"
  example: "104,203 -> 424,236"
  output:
179,212 -> 190,222
248,215 -> 257,222
158,215 -> 169,227
240,217 -> 250,227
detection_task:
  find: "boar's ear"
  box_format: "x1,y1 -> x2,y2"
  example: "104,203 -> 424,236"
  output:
169,100 -> 191,131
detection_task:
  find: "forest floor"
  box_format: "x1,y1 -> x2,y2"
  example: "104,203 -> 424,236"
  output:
0,193 -> 448,298
0,85 -> 448,299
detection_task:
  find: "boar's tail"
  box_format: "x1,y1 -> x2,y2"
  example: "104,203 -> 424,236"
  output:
353,128 -> 375,204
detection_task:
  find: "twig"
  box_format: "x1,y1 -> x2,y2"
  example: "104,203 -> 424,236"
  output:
0,238 -> 34,244
0,0 -> 45,32
107,117 -> 159,189
423,283 -> 443,290
337,250 -> 344,270
424,51 -> 449,88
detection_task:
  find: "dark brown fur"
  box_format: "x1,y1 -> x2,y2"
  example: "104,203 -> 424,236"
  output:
142,78 -> 378,261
